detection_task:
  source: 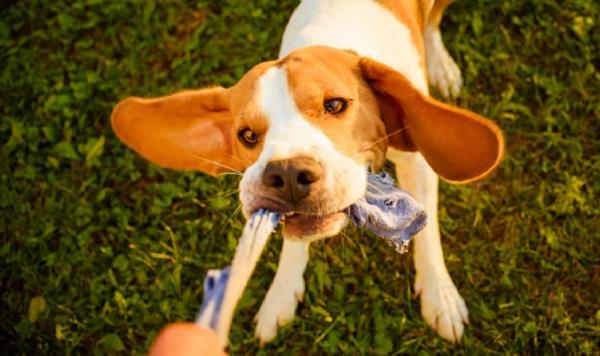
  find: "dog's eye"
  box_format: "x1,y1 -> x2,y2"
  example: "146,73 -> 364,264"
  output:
324,98 -> 347,115
238,127 -> 259,147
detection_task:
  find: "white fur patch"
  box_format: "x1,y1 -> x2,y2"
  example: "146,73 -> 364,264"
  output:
280,0 -> 427,93
257,66 -> 339,162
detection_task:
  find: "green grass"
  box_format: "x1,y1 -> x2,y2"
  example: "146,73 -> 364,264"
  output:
1,0 -> 598,354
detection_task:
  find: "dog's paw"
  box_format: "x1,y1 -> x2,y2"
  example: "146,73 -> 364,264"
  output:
254,278 -> 304,345
425,28 -> 463,98
415,273 -> 469,343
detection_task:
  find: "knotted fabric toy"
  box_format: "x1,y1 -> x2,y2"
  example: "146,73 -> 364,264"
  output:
349,172 -> 427,253
153,172 -> 426,349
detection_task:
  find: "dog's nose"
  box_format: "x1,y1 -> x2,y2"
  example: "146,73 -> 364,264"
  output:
262,157 -> 323,204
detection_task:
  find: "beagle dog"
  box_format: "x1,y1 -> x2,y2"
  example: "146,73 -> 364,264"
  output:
111,0 -> 503,344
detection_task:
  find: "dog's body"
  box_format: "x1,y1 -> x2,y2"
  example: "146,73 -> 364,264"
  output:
258,0 -> 471,344
112,0 -> 503,345
255,0 -> 470,343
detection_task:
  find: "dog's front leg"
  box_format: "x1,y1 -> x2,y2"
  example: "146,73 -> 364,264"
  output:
255,239 -> 309,345
424,0 -> 463,98
389,150 -> 469,343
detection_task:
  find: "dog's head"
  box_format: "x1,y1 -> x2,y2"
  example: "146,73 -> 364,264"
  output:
112,46 -> 503,241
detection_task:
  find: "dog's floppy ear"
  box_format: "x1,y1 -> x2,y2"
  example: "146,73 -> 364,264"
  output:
111,87 -> 243,176
360,58 -> 504,183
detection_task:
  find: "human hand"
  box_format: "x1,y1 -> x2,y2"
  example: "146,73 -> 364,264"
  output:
149,323 -> 226,356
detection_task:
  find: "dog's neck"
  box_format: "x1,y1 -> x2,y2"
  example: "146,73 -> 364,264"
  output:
279,0 -> 428,94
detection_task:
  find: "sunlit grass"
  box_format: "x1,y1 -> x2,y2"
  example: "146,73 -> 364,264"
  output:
1,0 -> 598,354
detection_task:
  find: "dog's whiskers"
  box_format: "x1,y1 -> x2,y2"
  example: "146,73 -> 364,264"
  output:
189,153 -> 244,176
194,189 -> 240,204
359,126 -> 411,153
217,203 -> 243,237
217,171 -> 244,177
150,134 -> 245,175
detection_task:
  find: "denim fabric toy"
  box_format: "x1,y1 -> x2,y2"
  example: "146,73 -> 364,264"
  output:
349,171 -> 427,253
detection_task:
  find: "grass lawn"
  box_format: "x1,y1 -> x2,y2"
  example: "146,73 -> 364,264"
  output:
1,0 -> 598,354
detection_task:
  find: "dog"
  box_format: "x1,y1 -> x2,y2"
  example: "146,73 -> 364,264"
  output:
111,0 -> 504,344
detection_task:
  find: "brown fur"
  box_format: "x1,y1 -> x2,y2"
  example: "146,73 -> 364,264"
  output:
360,57 -> 504,182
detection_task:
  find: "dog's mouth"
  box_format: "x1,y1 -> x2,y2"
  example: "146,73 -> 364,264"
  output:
244,197 -> 350,241
274,209 -> 348,241
281,210 -> 345,224
242,185 -> 364,241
